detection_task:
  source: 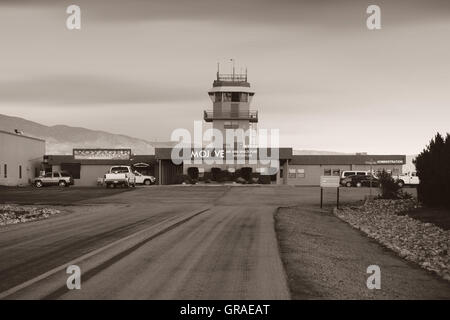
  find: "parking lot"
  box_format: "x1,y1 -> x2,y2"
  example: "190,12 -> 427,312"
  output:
0,186 -> 131,205
0,184 -> 416,206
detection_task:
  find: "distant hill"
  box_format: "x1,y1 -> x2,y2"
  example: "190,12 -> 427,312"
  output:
0,113 -> 177,155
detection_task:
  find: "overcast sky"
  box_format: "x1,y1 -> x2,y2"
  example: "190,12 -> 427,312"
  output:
0,0 -> 449,154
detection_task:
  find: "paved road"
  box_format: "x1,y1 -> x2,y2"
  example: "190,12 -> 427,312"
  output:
0,185 -> 444,299
1,186 -> 307,299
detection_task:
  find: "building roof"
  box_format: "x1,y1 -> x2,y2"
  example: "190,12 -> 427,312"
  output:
45,154 -> 156,165
0,129 -> 45,143
154,147 -> 293,160
290,154 -> 406,165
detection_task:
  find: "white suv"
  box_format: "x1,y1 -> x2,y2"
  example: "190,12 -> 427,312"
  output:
134,171 -> 156,185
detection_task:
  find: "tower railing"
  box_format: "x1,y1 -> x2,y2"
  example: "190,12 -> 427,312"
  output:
203,110 -> 258,122
216,73 -> 247,82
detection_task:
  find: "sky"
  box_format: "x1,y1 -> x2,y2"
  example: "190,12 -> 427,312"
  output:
0,0 -> 449,154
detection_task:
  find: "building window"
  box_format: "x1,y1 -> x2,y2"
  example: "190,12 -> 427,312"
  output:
19,165 -> 22,179
297,168 -> 305,178
324,169 -> 331,176
224,121 -> 239,129
288,168 -> 296,178
214,92 -> 222,102
332,169 -> 340,176
223,92 -> 232,102
231,92 -> 240,102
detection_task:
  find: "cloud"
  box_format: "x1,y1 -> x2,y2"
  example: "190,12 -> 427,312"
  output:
2,0 -> 450,27
0,74 -> 202,105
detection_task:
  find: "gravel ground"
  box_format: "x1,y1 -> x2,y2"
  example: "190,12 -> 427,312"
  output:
0,204 -> 61,226
335,199 -> 450,282
275,206 -> 450,299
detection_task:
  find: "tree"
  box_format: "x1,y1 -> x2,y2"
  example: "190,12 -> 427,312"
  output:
414,133 -> 450,208
378,170 -> 402,199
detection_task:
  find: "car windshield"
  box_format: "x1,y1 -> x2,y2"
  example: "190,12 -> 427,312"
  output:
111,167 -> 129,173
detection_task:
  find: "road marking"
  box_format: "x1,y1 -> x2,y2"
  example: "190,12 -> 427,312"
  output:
0,207 -> 210,299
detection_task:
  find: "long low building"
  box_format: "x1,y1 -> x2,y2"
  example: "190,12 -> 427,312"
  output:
44,148 -> 406,186
0,129 -> 45,186
286,154 -> 405,186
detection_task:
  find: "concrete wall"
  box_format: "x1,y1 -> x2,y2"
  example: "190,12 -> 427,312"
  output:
0,131 -> 45,186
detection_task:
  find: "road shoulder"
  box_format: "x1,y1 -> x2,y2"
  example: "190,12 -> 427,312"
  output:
275,206 -> 450,299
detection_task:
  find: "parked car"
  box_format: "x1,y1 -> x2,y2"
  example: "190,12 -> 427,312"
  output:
34,171 -> 74,188
341,174 -> 380,188
340,170 -> 371,179
134,171 -> 156,185
393,172 -> 420,187
104,166 -> 136,188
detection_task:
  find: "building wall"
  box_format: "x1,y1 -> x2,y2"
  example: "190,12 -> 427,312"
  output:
0,131 -> 45,186
286,164 -> 403,186
52,164 -> 111,186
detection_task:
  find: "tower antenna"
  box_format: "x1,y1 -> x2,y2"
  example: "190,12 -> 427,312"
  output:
230,58 -> 235,81
217,62 -> 220,80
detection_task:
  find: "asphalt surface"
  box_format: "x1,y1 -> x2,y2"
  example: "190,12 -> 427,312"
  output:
0,185 -> 446,299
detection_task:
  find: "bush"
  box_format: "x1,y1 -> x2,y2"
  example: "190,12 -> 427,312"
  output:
211,167 -> 223,181
377,170 -> 402,199
414,133 -> 450,208
177,174 -> 196,185
258,175 -> 271,184
240,167 -> 253,182
235,177 -> 247,184
187,167 -> 199,180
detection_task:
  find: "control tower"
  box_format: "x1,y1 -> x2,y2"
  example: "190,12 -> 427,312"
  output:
204,66 -> 258,148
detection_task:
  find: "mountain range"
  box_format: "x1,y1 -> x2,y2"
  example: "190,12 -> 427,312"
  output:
0,113 -> 415,169
0,113 -> 176,155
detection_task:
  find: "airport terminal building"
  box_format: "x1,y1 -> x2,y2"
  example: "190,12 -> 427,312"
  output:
44,148 -> 405,186
42,70 -> 406,186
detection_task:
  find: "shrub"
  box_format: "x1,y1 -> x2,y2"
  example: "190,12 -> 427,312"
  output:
414,133 -> 450,208
235,177 -> 247,184
377,170 -> 402,199
258,175 -> 271,184
211,167 -> 223,181
187,167 -> 199,180
240,167 -> 253,182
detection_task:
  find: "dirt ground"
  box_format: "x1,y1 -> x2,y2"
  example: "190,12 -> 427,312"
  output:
275,206 -> 450,299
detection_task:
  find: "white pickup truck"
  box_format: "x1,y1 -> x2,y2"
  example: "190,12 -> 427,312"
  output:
394,172 -> 420,187
104,166 -> 136,188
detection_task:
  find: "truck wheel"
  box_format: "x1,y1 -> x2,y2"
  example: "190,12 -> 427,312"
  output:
397,180 -> 404,188
35,180 -> 43,188
58,181 -> 67,187
346,182 -> 352,187
144,179 -> 151,186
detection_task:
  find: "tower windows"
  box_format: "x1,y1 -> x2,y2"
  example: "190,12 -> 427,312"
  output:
231,92 -> 240,102
214,92 -> 222,102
